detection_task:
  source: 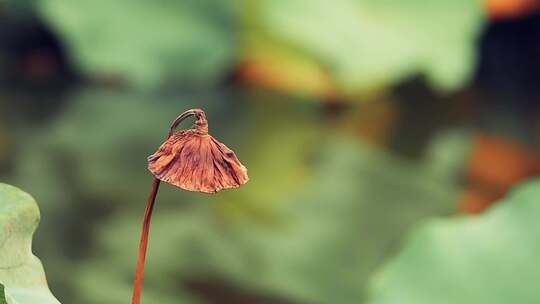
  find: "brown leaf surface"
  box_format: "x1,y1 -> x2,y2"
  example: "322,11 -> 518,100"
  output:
148,129 -> 249,193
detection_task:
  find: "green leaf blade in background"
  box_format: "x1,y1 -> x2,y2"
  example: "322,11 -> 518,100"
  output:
0,284 -> 6,304
37,0 -> 238,89
223,139 -> 459,303
253,0 -> 486,94
368,179 -> 540,304
0,183 -> 60,304
0,183 -> 61,304
72,135 -> 459,303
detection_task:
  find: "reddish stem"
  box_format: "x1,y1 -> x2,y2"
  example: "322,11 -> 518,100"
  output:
131,178 -> 161,304
132,110 -> 202,303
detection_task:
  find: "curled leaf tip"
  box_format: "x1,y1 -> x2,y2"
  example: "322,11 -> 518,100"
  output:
148,109 -> 249,193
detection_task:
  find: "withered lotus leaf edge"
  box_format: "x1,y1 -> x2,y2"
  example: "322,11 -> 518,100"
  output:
147,108 -> 249,193
133,108 -> 250,304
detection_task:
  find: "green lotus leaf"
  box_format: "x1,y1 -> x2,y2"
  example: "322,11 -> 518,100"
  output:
37,0 -> 237,88
252,0 -> 485,93
368,179 -> 540,304
0,183 -> 60,304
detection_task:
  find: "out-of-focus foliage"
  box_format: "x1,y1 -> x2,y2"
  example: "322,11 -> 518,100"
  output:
239,40 -> 337,98
0,284 -> 6,304
0,183 -> 60,304
10,89 -> 246,293
424,129 -> 474,181
29,0 -> 485,94
2,0 -> 539,302
368,179 -> 540,304
72,131 -> 458,302
11,89 -> 324,302
245,0 -> 485,94
487,0 -> 540,19
8,91 -> 467,303
0,1 -> 34,18
37,0 -> 238,88
458,134 -> 540,213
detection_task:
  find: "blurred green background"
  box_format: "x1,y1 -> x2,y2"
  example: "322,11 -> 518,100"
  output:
1,0 -> 540,303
